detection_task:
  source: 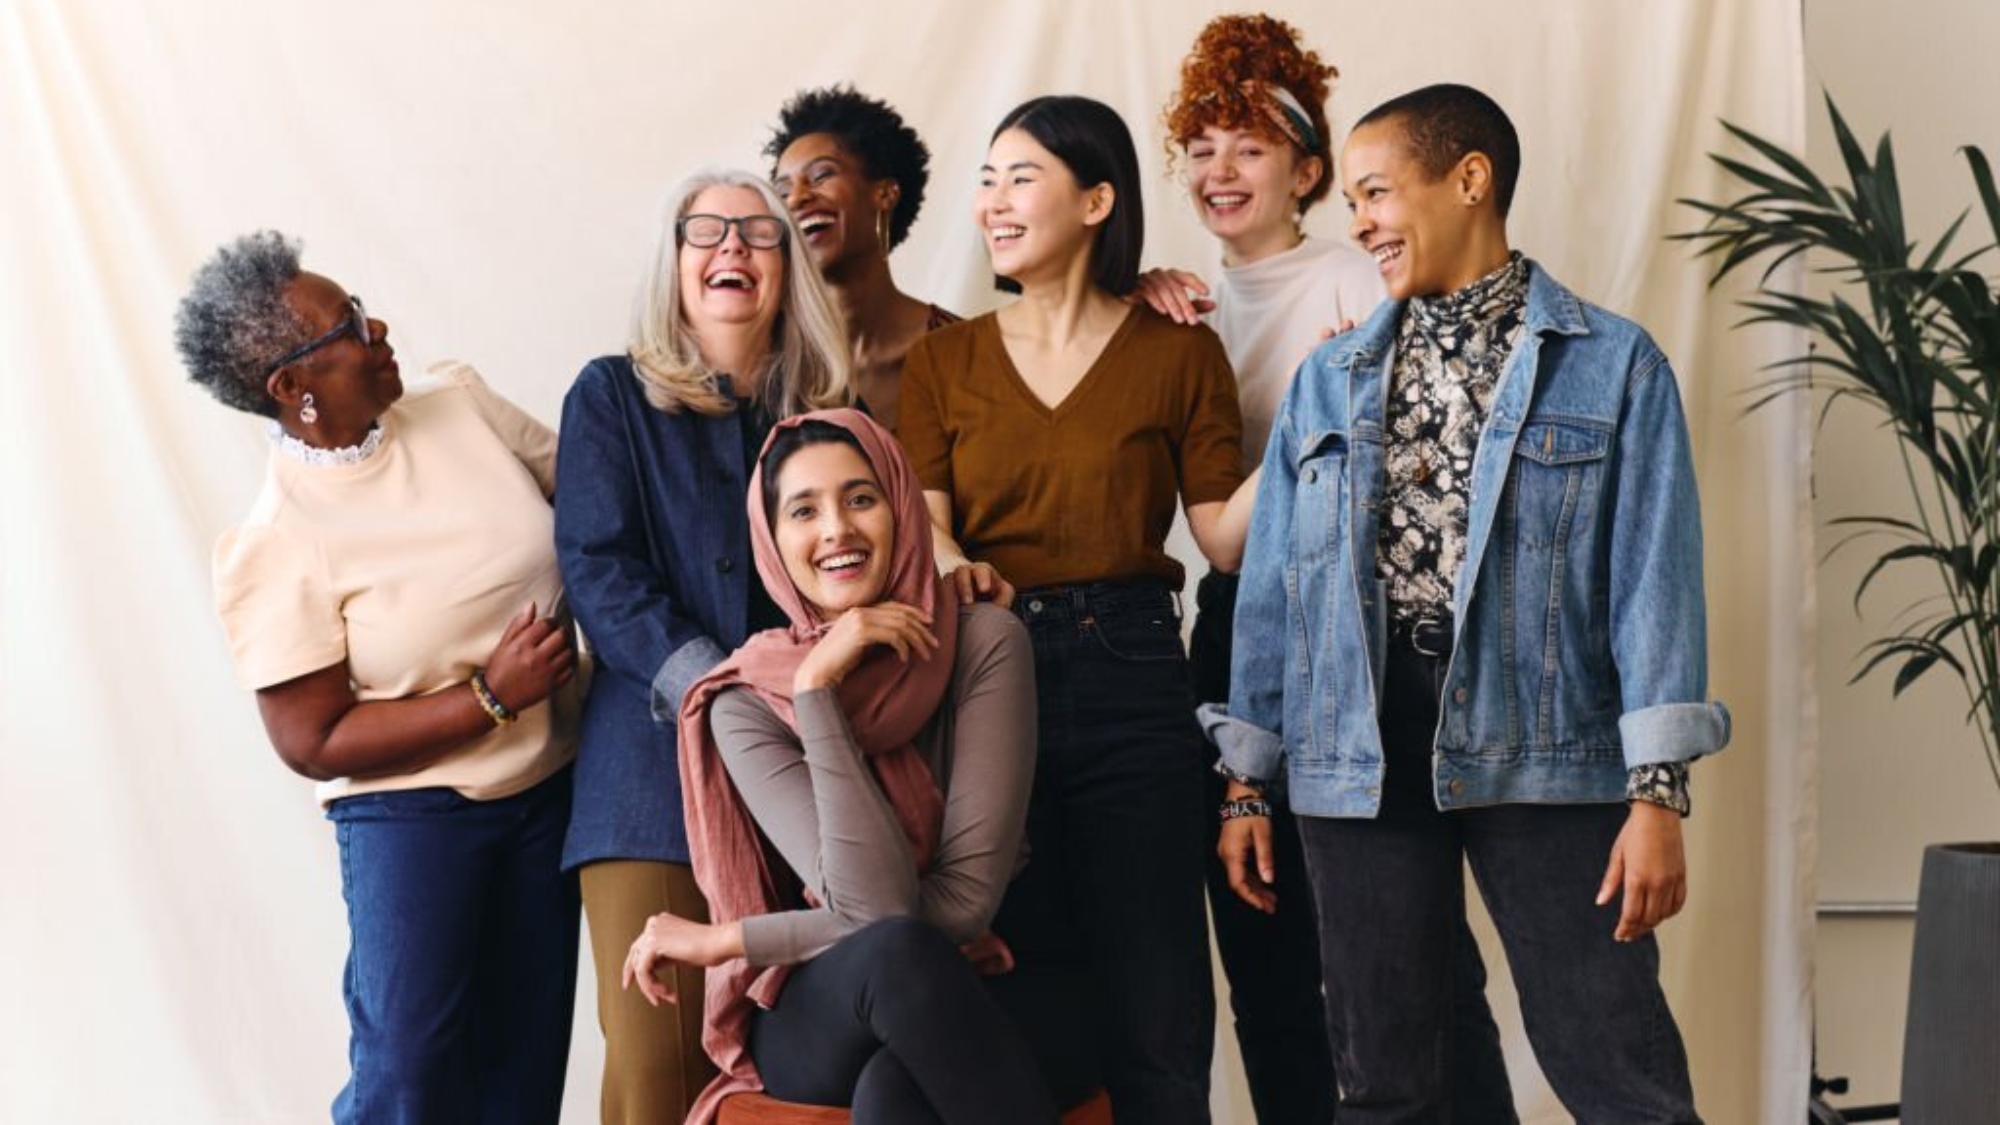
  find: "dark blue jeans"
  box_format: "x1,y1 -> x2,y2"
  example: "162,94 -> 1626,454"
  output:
325,767 -> 580,1125
1300,640 -> 1700,1124
1192,571 -> 1513,1125
996,582 -> 1215,1125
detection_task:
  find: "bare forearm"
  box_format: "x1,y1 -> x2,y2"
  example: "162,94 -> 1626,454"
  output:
260,673 -> 496,781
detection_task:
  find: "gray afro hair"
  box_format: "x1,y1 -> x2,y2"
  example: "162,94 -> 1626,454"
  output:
174,230 -> 310,417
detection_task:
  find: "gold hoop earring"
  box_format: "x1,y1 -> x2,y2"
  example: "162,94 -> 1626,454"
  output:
877,210 -> 892,254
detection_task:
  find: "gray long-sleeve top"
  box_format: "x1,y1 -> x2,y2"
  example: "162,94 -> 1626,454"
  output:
709,603 -> 1036,967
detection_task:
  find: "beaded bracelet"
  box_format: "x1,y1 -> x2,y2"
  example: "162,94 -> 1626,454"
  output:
1219,797 -> 1272,821
469,670 -> 518,727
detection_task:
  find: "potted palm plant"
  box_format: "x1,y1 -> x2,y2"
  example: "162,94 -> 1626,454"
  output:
1679,96 -> 2000,1124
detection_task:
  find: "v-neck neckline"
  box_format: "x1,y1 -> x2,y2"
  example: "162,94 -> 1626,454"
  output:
987,303 -> 1141,421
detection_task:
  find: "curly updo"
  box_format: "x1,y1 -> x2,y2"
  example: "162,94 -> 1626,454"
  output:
174,230 -> 309,417
764,86 -> 931,250
1162,13 -> 1340,212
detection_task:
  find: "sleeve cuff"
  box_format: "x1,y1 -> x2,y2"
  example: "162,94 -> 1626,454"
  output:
1626,761 -> 1692,817
1196,702 -> 1283,785
1619,700 -> 1731,767
652,636 -> 728,723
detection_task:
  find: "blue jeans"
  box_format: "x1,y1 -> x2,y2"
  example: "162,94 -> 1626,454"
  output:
996,582 -> 1214,1125
326,768 -> 580,1125
1300,641 -> 1699,1124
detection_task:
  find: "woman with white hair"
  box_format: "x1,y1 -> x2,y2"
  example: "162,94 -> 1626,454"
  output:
552,168 -> 853,1124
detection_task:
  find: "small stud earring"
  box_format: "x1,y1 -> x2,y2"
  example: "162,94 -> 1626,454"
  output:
299,392 -> 318,425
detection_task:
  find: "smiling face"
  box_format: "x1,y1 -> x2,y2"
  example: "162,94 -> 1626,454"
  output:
975,127 -> 1108,290
678,183 -> 787,340
774,132 -> 895,277
1184,124 -> 1321,264
772,439 -> 896,618
273,271 -> 401,435
1341,119 -> 1492,301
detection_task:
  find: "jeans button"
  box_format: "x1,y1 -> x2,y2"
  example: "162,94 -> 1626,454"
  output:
1028,598 -> 1044,613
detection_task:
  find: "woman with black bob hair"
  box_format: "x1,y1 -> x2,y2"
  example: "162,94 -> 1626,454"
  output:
898,94 -> 1255,1125
767,86 -> 959,431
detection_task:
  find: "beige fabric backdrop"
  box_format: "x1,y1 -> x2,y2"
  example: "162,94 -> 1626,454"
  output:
0,0 -> 1809,1121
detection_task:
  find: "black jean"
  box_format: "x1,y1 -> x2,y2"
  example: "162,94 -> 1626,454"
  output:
1194,571 -> 1515,1125
750,917 -> 1059,1124
996,582 -> 1216,1125
1299,636 -> 1701,1124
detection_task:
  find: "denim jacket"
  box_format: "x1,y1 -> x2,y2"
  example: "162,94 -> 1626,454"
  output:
1201,261 -> 1730,818
553,356 -> 765,868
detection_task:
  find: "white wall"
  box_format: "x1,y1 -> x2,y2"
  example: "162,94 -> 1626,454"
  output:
1806,0 -> 2000,1109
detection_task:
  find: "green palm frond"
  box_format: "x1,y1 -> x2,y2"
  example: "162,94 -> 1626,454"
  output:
1679,93 -> 2000,793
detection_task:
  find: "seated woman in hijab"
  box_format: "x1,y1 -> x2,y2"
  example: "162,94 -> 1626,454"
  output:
622,408 -> 1086,1125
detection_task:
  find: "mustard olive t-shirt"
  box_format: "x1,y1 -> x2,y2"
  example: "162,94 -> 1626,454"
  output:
212,363 -> 579,805
898,306 -> 1244,591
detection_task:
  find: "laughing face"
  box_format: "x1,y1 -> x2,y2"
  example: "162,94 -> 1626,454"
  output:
771,439 -> 896,618
773,132 -> 895,277
1184,124 -> 1322,264
1341,119 -> 1488,301
678,183 -> 786,340
976,127 -> 1106,289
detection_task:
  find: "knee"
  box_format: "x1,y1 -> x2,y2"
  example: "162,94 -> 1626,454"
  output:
846,915 -> 959,973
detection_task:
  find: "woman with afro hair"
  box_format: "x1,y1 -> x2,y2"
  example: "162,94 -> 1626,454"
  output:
767,86 -> 959,432
1143,15 -> 1517,1124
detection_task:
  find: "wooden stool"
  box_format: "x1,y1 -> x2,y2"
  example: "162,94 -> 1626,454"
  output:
719,1085 -> 1113,1124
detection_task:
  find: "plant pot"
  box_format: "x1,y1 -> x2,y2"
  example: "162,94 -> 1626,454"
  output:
1899,841 -> 2000,1123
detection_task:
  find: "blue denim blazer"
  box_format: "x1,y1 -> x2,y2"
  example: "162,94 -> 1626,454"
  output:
1202,261 -> 1731,818
554,356 -> 761,868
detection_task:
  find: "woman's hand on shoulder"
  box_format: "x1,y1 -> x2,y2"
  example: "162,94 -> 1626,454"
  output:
481,602 -> 575,713
1128,267 -> 1215,325
794,603 -> 939,694
943,561 -> 1015,609
622,913 -> 744,1006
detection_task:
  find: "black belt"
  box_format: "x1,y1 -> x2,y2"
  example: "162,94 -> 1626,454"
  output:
1389,613 -> 1453,659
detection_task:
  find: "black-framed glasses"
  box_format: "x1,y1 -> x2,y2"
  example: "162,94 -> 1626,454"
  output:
265,295 -> 371,376
678,213 -> 788,250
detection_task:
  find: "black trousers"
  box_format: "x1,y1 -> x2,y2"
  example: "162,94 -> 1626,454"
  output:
1192,571 -> 1517,1124
1299,636 -> 1698,1124
995,582 -> 1217,1125
750,918 -> 1061,1125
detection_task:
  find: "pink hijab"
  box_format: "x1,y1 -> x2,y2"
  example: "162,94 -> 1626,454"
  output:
677,407 -> 958,1123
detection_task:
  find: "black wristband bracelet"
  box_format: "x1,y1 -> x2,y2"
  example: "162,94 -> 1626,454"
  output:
1219,797 -> 1273,821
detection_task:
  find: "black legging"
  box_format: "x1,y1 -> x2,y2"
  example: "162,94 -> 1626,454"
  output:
749,917 -> 1060,1124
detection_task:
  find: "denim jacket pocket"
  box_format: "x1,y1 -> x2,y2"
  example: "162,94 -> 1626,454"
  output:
1293,430 -> 1351,572
1507,418 -> 1611,552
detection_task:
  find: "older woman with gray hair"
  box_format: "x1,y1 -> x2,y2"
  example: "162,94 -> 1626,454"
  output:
551,168 -> 852,1124
176,231 -> 582,1125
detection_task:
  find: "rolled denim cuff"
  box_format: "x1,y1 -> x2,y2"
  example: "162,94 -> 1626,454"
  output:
651,636 -> 728,724
1619,700 -> 1731,767
1196,702 -> 1284,786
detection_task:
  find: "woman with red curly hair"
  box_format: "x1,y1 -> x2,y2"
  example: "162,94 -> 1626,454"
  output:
1144,15 -> 1517,1124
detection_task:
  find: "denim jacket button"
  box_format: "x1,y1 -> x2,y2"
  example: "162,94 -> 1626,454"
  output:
1452,686 -> 1468,705
1304,467 -> 1318,484
715,557 -> 734,573
1448,778 -> 1466,797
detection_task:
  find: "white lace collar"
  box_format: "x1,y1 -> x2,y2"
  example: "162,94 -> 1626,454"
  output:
267,421 -> 386,468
